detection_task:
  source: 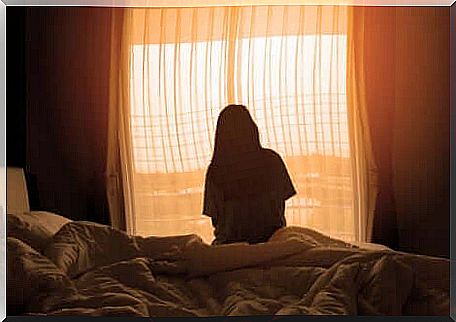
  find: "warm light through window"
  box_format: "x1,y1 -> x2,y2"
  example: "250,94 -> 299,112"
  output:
130,34 -> 353,243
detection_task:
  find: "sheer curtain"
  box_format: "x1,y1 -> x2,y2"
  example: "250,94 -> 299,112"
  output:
107,6 -> 377,243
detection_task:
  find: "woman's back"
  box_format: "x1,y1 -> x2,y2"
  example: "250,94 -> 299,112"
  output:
203,148 -> 296,244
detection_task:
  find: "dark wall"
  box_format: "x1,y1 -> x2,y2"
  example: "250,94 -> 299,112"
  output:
7,7 -> 26,168
25,7 -> 113,224
7,7 -> 41,209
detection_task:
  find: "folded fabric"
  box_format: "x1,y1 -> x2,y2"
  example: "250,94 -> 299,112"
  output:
7,213 -> 54,252
7,237 -> 77,315
9,221 -> 448,317
7,211 -> 72,252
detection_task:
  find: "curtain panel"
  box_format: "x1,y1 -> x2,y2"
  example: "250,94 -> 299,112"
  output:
346,7 -> 378,242
107,5 -> 378,243
107,8 -> 135,232
360,7 -> 398,248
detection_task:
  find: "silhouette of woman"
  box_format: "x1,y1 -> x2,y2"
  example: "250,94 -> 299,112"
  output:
203,104 -> 296,245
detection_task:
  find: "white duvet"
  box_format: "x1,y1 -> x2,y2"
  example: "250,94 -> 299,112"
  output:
7,222 -> 450,316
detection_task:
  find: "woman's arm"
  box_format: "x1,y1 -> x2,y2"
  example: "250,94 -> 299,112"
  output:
137,234 -> 203,260
183,237 -> 311,276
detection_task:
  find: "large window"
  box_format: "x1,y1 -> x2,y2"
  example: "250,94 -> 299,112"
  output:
129,6 -> 353,243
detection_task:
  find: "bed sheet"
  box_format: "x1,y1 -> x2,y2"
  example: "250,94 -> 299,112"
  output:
8,221 -> 449,317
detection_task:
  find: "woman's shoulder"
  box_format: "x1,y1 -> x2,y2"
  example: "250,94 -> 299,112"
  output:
260,148 -> 285,163
205,163 -> 225,181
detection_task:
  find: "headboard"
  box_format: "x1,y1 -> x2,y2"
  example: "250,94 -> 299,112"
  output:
6,167 -> 30,214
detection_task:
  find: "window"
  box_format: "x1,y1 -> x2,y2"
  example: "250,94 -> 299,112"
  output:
129,7 -> 353,243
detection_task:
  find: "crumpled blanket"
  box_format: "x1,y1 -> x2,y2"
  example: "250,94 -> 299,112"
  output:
9,221 -> 449,316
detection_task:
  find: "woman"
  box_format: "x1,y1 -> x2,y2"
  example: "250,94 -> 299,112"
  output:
203,104 -> 297,245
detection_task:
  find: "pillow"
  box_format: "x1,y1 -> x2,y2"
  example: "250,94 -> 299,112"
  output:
7,237 -> 76,315
7,212 -> 72,252
28,211 -> 72,235
44,221 -> 140,278
7,213 -> 54,252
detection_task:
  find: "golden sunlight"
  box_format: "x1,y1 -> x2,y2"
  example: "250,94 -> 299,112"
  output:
129,34 -> 353,244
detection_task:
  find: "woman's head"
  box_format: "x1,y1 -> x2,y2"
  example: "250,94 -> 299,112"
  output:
211,104 -> 261,164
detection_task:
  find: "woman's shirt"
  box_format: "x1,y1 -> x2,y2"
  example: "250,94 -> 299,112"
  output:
203,148 -> 296,245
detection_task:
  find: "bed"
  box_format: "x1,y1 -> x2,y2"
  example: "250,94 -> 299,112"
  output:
6,167 -> 450,316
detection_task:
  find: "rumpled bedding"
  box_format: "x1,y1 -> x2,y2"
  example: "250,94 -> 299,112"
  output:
8,221 -> 449,316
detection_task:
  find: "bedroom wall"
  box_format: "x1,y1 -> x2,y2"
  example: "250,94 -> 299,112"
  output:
7,7 -> 40,209
7,7 -> 26,168
25,8 -> 113,224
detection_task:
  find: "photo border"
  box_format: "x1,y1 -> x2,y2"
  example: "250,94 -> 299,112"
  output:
1,1 -> 454,321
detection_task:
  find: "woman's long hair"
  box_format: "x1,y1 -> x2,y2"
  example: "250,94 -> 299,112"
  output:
210,104 -> 262,166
